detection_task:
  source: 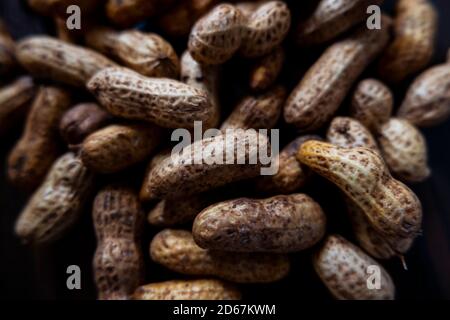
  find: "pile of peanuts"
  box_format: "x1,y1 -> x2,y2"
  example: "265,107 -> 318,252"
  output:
1,0 -> 449,300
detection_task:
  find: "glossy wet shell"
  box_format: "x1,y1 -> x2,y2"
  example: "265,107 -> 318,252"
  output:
87,67 -> 214,129
313,235 -> 395,300
327,117 -> 380,152
150,229 -> 290,283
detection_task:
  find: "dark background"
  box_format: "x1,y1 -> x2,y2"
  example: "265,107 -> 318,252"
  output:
1,0 -> 450,300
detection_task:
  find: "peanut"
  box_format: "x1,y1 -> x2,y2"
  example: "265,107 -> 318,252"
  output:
133,279 -> 241,300
140,130 -> 269,200
85,27 -> 180,79
284,16 -> 391,132
313,235 -> 395,300
295,0 -> 385,46
378,118 -> 430,183
220,85 -> 286,130
15,152 -> 94,245
397,58 -> 450,127
249,47 -> 285,92
27,0 -> 102,17
59,103 -> 112,146
87,67 -> 214,129
93,185 -> 144,300
298,141 -> 422,238
150,229 -> 290,283
350,79 -> 393,133
54,17 -> 78,43
80,123 -> 162,174
378,0 -> 437,84
8,86 -> 71,191
16,36 -> 117,87
0,19 -> 16,75
0,76 -> 35,136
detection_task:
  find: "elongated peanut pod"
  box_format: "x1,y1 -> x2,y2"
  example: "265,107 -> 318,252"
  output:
80,123 -> 162,174
378,0 -> 437,84
8,86 -> 72,190
220,86 -> 286,130
193,194 -> 326,253
15,152 -> 94,245
350,79 -> 393,133
298,141 -> 422,238
133,279 -> 241,300
327,117 -> 380,152
85,27 -> 180,79
249,47 -> 285,92
93,185 -> 144,300
284,16 -> 391,132
16,36 -> 117,87
314,235 -> 395,300
378,118 -> 430,183
27,0 -> 102,17
140,130 -> 269,200
0,19 -> 16,75
150,229 -> 290,283
87,67 -> 214,129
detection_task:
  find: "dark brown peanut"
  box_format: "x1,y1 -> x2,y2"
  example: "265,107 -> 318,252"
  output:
249,47 -> 285,92
27,0 -> 102,17
0,19 -> 16,75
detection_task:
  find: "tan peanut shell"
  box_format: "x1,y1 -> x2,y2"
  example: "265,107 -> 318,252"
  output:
85,28 -> 180,79
314,235 -> 395,300
8,86 -> 71,191
220,85 -> 286,130
0,19 -> 16,75
239,1 -> 291,58
298,141 -> 422,238
193,194 -> 326,253
87,67 -> 214,129
188,4 -> 244,65
284,16 -> 391,132
350,79 -> 393,133
15,152 -> 94,245
150,229 -> 290,283
378,118 -> 430,183
16,36 -> 117,87
249,47 -> 285,92
254,135 -> 321,194
27,0 -> 102,17
327,117 -> 380,152
140,130 -> 269,200
295,0 -> 384,46
93,185 -> 144,300
133,279 -> 241,300
0,76 -> 35,136
80,123 -> 162,174
397,61 -> 450,127
59,103 -> 112,146
378,0 -> 437,84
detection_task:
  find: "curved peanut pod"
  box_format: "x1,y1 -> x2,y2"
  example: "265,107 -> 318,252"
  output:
85,28 -> 180,79
8,86 -> 72,191
27,0 -> 102,17
314,235 -> 395,300
378,118 -> 430,183
193,194 -> 326,253
16,36 -> 117,87
59,103 -> 112,146
15,152 -> 94,245
326,117 -> 380,152
239,1 -> 291,58
254,135 -> 321,194
249,47 -> 285,92
80,123 -> 162,174
87,67 -> 214,129
295,0 -> 385,46
298,141 -> 422,238
140,130 -> 269,200
180,50 -> 220,129
188,4 -> 244,65
0,76 -> 35,136
220,86 -> 286,130
93,185 -> 144,300
378,0 -> 437,84
350,79 -> 393,133
150,229 -> 290,283
397,62 -> 450,127
0,19 -> 16,75
284,16 -> 391,132
133,279 -> 241,300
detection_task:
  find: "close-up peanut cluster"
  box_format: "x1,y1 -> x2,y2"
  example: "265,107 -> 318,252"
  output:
1,0 -> 450,302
